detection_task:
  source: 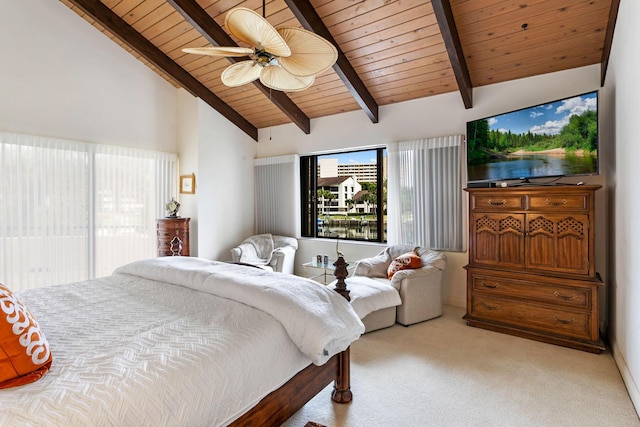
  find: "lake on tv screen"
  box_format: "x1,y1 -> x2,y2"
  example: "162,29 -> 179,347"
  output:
468,152 -> 598,182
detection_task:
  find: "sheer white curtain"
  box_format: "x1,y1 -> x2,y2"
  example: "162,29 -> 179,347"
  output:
0,132 -> 177,291
93,144 -> 177,278
387,135 -> 467,251
254,154 -> 300,237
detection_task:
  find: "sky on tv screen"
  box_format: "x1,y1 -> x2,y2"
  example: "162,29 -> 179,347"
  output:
487,92 -> 597,136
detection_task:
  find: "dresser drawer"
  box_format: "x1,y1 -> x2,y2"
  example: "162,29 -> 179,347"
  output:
471,194 -> 524,211
158,236 -> 184,245
470,274 -> 590,308
527,194 -> 589,211
158,229 -> 188,238
157,236 -> 188,256
470,294 -> 592,341
157,224 -> 189,233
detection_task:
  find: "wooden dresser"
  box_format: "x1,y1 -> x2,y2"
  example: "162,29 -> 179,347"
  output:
464,185 -> 605,353
156,217 -> 190,257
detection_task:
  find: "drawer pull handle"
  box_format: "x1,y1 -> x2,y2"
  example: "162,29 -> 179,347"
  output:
554,316 -> 577,325
170,236 -> 183,256
480,281 -> 499,289
545,198 -> 567,207
480,302 -> 499,311
488,199 -> 506,206
553,291 -> 577,301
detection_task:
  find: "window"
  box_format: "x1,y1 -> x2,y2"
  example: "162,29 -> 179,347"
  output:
0,132 -> 177,291
301,148 -> 387,242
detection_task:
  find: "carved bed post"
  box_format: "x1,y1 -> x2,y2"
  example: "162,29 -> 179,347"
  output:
331,256 -> 353,403
229,255 -> 356,425
332,256 -> 351,301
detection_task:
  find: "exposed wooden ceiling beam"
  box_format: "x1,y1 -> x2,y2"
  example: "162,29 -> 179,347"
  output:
167,0 -> 311,135
284,0 -> 379,124
432,0 -> 473,109
66,0 -> 258,141
601,0 -> 620,86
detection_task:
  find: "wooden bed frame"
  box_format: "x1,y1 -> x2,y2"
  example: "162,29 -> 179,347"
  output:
230,256 -> 353,426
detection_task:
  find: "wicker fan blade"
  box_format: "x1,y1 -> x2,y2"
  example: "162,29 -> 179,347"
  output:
260,66 -> 314,92
225,7 -> 291,57
221,61 -> 262,87
276,27 -> 338,77
182,47 -> 254,57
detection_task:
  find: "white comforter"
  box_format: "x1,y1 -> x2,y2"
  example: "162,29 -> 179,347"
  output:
0,258 -> 364,427
116,257 -> 364,365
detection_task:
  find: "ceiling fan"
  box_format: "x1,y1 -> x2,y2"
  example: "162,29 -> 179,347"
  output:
182,7 -> 338,92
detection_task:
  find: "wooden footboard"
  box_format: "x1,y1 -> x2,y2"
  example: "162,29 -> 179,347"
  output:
230,349 -> 350,426
230,256 -> 354,426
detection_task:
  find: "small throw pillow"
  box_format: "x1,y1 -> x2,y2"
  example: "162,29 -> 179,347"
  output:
387,248 -> 423,279
0,283 -> 53,389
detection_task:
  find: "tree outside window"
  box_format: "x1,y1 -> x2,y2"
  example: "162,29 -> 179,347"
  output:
301,148 -> 386,242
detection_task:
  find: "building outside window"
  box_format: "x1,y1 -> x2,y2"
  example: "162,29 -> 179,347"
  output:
301,148 -> 387,242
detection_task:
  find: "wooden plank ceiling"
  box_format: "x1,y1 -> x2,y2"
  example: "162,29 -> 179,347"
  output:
59,0 -> 617,141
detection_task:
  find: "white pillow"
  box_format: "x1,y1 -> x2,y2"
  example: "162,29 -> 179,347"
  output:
354,252 -> 390,278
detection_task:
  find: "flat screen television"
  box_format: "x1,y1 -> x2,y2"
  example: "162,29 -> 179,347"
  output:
466,91 -> 598,186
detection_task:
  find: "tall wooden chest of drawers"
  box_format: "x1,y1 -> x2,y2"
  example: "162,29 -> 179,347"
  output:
464,186 -> 604,353
156,217 -> 190,257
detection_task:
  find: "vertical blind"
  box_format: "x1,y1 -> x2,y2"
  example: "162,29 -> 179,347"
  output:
254,154 -> 299,237
0,132 -> 177,291
387,135 -> 467,251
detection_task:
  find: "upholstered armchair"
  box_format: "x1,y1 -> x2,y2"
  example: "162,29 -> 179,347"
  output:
230,234 -> 298,274
352,245 -> 447,327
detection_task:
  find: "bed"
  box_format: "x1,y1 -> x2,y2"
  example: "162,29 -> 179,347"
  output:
0,256 -> 364,426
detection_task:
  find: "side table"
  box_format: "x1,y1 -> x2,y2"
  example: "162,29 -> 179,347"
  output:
156,217 -> 190,256
302,259 -> 354,285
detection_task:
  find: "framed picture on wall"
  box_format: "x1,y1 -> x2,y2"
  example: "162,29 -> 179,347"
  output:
180,173 -> 195,194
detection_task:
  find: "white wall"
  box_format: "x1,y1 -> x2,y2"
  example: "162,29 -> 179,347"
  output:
603,0 -> 640,413
0,0 -> 178,153
177,89 -> 200,256
256,65 -> 604,308
196,99 -> 257,261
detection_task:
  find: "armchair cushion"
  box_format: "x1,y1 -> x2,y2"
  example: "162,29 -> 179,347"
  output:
272,235 -> 298,251
353,252 -> 389,278
231,234 -> 298,274
387,248 -> 422,279
388,247 -> 446,291
234,234 -> 274,265
329,276 -> 401,320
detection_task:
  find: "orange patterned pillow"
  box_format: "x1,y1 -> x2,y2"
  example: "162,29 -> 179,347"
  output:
387,248 -> 423,279
0,283 -> 53,389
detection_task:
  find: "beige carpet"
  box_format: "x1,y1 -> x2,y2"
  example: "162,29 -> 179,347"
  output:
283,305 -> 640,427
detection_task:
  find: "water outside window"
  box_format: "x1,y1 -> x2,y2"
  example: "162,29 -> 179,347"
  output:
315,149 -> 387,241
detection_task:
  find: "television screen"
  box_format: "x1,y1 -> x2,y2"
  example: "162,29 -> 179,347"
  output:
466,91 -> 598,185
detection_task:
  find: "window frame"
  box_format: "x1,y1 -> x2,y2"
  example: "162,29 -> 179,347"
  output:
300,147 -> 386,243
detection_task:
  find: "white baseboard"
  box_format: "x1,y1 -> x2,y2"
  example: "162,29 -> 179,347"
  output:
611,337 -> 640,418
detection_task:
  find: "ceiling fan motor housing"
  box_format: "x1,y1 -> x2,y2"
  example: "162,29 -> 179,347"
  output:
253,48 -> 276,67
